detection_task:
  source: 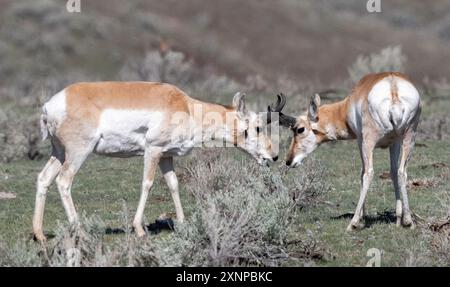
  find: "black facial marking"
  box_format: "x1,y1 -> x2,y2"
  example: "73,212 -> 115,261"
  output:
256,126 -> 261,134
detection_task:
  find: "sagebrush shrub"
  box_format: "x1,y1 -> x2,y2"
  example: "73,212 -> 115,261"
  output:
120,49 -> 241,104
0,150 -> 328,267
0,108 -> 45,163
418,116 -> 450,141
0,212 -> 160,267
120,50 -> 198,87
154,150 -> 327,266
348,45 -> 406,84
155,151 -> 293,266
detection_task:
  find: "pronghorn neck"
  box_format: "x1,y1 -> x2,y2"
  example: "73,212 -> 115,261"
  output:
314,98 -> 355,143
189,100 -> 237,146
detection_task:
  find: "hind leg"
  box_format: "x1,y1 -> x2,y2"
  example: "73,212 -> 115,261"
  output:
398,131 -> 416,228
33,141 -> 64,241
389,142 -> 402,227
398,109 -> 420,229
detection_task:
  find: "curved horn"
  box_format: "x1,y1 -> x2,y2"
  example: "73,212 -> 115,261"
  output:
269,93 -> 286,112
267,93 -> 297,127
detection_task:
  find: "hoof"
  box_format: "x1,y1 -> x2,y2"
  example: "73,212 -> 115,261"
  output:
402,214 -> 415,229
33,233 -> 47,242
402,220 -> 415,229
133,226 -> 146,238
346,221 -> 365,232
346,225 -> 354,232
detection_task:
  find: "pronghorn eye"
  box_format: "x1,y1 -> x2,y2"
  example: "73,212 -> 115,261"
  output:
297,127 -> 305,134
244,129 -> 248,138
256,127 -> 261,134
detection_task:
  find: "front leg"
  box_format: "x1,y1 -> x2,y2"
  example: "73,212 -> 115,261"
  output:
159,157 -> 185,223
133,147 -> 162,237
347,138 -> 375,232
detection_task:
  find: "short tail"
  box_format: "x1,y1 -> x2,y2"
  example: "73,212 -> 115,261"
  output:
40,107 -> 49,141
389,75 -> 400,104
389,75 -> 404,128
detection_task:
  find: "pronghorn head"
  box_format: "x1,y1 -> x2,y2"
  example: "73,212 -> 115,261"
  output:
268,93 -> 321,168
231,92 -> 278,166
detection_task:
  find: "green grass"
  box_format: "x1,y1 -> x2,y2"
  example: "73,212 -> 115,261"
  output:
296,140 -> 450,266
0,139 -> 449,266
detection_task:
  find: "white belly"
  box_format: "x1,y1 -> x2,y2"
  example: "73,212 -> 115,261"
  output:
94,109 -> 164,157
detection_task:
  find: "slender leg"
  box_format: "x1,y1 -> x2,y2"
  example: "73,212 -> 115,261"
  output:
159,157 -> 185,223
347,138 -> 375,231
55,142 -> 95,228
398,130 -> 417,228
56,164 -> 80,225
389,142 -> 402,227
133,147 -> 162,237
33,144 -> 64,241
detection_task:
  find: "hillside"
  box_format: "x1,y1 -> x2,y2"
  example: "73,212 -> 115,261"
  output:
0,0 -> 449,88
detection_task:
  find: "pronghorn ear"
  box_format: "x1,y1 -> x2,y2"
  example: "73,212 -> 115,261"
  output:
308,93 -> 321,122
233,92 -> 248,117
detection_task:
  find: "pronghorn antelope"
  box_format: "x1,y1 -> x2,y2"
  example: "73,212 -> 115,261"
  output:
269,72 -> 421,231
33,82 -> 277,240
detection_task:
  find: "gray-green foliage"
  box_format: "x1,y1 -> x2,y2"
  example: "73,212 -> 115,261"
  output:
120,50 -> 198,87
348,46 -> 406,84
0,108 -> 44,163
155,151 -> 325,266
120,50 -> 240,102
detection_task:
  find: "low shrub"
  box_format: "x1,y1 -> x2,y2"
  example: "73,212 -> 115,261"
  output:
0,150 -> 329,267
348,45 -> 406,84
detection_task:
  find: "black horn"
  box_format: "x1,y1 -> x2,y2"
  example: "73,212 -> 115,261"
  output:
267,93 -> 297,127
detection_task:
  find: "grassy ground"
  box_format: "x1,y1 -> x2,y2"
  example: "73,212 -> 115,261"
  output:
0,138 -> 448,266
296,140 -> 450,266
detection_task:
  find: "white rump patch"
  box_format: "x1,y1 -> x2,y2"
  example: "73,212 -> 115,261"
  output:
368,77 -> 420,133
42,90 -> 67,137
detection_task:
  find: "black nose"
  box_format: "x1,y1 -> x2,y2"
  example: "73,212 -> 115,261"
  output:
286,160 -> 292,166
272,156 -> 278,162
